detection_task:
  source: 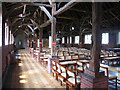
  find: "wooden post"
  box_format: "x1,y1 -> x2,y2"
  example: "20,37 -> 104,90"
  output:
30,35 -> 32,48
39,13 -> 46,52
33,31 -> 36,50
72,36 -> 75,47
89,2 -> 102,72
28,35 -> 30,47
51,1 -> 56,56
39,28 -> 43,52
2,21 -> 5,46
68,36 -> 70,46
65,36 -> 67,46
81,2 -> 108,88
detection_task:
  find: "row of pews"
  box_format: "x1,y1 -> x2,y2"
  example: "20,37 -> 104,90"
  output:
51,58 -> 120,89
101,50 -> 120,65
25,46 -> 120,89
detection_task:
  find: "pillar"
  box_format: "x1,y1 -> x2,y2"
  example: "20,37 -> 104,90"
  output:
72,36 -> 75,47
65,36 -> 67,46
51,1 -> 56,57
109,31 -> 116,48
81,2 -> 108,88
0,2 -> 2,89
33,31 -> 36,50
39,28 -> 43,52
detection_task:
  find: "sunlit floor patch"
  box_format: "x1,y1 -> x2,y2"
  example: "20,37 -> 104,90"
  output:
18,63 -> 23,66
19,75 -> 27,79
19,80 -> 27,84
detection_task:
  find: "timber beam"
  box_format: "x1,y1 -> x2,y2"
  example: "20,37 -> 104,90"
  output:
54,0 -> 78,16
39,6 -> 53,23
30,19 -> 51,30
23,2 -> 52,8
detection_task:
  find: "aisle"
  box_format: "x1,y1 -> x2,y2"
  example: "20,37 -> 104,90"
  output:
3,49 -> 65,88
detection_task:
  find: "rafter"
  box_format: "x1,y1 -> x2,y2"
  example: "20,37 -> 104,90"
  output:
23,4 -> 26,14
12,17 -> 31,26
54,0 -> 78,16
39,6 -> 53,23
56,16 -> 74,20
30,19 -> 51,30
69,8 -> 88,13
27,25 -> 34,32
48,0 -> 52,5
4,3 -> 24,21
109,11 -> 120,22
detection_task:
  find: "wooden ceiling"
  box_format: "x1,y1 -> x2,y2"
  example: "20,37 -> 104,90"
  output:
3,2 -> 120,38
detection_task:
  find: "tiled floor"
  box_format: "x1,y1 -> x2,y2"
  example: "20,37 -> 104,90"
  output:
3,50 -> 65,88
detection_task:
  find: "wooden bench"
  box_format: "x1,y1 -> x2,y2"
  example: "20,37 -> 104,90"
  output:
66,68 -> 81,89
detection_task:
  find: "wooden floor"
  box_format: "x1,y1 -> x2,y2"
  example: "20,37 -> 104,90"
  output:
3,49 -> 120,89
3,49 -> 65,88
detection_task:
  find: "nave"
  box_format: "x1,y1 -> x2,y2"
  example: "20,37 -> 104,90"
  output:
1,1 -> 120,89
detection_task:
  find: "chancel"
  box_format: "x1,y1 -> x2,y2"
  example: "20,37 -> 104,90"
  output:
1,1 -> 120,89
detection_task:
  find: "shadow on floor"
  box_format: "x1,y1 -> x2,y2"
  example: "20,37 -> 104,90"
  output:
2,59 -> 24,89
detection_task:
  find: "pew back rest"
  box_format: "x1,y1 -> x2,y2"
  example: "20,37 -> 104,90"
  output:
72,55 -> 79,60
100,66 -> 108,77
66,68 -> 75,78
65,56 -> 72,60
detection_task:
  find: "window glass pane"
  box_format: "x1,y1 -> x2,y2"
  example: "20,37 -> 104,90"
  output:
0,28 -> 1,46
75,36 -> 79,44
0,5 -> 2,47
102,33 -> 109,44
118,32 -> 120,44
0,19 -> 1,46
11,34 -> 14,44
37,39 -> 39,47
62,37 -> 65,44
67,37 -> 69,44
70,37 -> 72,44
49,36 -> 52,48
84,34 -> 92,44
5,23 -> 9,45
10,30 -> 11,44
